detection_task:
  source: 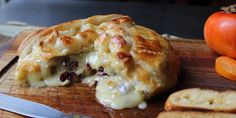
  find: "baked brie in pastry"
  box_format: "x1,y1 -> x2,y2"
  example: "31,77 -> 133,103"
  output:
16,14 -> 178,109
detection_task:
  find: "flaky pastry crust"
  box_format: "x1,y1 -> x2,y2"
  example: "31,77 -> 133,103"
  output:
16,14 -> 178,100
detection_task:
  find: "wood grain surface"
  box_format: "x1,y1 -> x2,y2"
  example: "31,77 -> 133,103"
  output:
0,31 -> 236,118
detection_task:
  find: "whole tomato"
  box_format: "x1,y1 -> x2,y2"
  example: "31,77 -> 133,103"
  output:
204,4 -> 236,58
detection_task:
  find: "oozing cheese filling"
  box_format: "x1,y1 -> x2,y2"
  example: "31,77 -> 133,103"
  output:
95,76 -> 144,109
26,51 -> 147,109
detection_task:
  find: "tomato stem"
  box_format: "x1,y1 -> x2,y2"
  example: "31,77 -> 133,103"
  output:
221,4 -> 236,13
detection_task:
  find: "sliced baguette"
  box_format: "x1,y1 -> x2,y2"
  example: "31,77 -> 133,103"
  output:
157,111 -> 236,118
165,88 -> 236,112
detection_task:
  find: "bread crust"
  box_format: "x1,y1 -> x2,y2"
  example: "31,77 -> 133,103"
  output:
157,111 -> 236,118
165,88 -> 236,113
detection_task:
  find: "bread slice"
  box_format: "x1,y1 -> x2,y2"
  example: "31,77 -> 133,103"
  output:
165,88 -> 236,112
157,111 -> 236,118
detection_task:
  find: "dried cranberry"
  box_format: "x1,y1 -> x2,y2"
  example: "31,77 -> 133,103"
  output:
94,81 -> 98,86
98,67 -> 104,72
60,72 -> 68,82
77,74 -> 85,82
60,71 -> 77,82
90,69 -> 97,75
97,72 -> 109,76
86,63 -> 92,70
78,74 -> 83,78
86,63 -> 97,75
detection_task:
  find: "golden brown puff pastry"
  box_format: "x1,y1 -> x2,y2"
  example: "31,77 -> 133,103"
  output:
16,14 -> 178,109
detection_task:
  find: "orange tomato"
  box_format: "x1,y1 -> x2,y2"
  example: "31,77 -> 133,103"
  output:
204,5 -> 236,58
215,56 -> 236,81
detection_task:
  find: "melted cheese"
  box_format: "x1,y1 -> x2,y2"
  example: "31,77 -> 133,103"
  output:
27,72 -> 70,87
83,52 -> 147,109
26,51 -> 147,109
95,76 -> 144,109
83,75 -> 146,109
86,51 -> 99,69
44,74 -> 70,86
27,72 -> 46,88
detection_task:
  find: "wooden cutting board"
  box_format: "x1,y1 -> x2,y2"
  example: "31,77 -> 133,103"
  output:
0,31 -> 236,118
